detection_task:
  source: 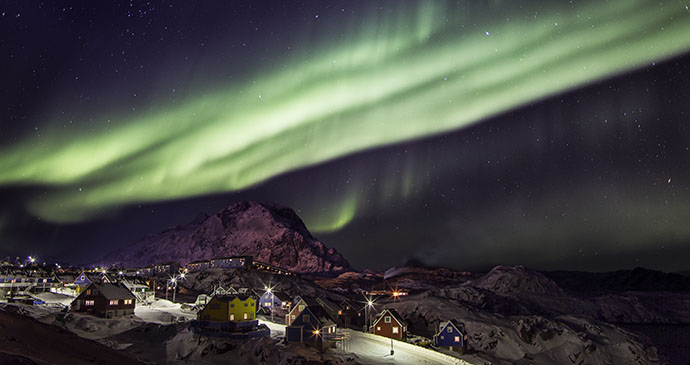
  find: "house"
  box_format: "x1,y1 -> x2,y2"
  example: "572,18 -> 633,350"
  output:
72,271 -> 98,294
285,305 -> 337,350
286,296 -> 320,326
214,286 -> 238,296
70,282 -> 136,318
316,297 -> 343,323
259,290 -> 292,311
153,262 -> 180,275
121,276 -> 154,305
338,299 -> 363,327
370,308 -> 407,340
197,294 -> 257,322
433,319 -> 467,353
253,261 -> 293,276
209,256 -> 252,270
185,260 -> 211,272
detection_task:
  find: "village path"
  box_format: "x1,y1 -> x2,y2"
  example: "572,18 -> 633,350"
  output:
341,329 -> 474,365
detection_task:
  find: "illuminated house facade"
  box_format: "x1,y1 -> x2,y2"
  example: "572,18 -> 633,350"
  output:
285,305 -> 337,350
370,308 -> 407,340
433,319 -> 467,353
71,282 -> 136,318
197,294 -> 257,322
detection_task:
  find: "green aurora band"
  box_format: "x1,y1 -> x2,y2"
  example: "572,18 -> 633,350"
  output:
2,0 -> 690,231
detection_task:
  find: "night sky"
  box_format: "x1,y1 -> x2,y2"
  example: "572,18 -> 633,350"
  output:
1,1 -> 690,272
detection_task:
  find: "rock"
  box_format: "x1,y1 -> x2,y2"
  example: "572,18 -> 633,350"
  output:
100,201 -> 351,274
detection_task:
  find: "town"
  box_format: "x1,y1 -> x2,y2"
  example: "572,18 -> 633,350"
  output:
0,255 -> 471,364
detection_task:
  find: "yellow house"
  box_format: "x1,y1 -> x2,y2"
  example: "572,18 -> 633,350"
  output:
198,294 -> 256,322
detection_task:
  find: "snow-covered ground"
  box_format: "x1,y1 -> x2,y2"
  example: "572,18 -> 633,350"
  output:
13,295 -> 478,364
134,299 -> 197,324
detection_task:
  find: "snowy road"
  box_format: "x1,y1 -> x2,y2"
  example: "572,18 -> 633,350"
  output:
257,318 -> 473,365
342,329 -> 472,365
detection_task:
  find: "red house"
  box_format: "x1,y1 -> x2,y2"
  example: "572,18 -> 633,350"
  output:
370,308 -> 407,340
71,282 -> 136,318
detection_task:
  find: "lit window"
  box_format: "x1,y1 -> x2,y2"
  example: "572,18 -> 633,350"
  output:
109,300 -> 118,306
85,300 -> 94,306
291,315 -> 295,319
392,327 -> 399,334
230,314 -> 235,321
385,316 -> 391,323
86,290 -> 91,295
377,326 -> 381,331
298,305 -> 304,311
124,299 -> 133,305
243,313 -> 248,320
455,336 -> 461,343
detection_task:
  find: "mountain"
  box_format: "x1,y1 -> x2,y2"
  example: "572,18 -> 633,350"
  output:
100,201 -> 352,274
472,265 -> 565,296
543,267 -> 690,293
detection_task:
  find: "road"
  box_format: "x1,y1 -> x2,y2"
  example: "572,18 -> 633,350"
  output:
342,329 -> 472,365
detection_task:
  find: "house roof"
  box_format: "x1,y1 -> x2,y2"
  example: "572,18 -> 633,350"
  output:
187,260 -> 210,264
372,308 -> 406,328
438,319 -> 465,335
317,297 -> 342,313
303,305 -> 336,327
213,255 -> 252,260
212,294 -> 254,302
298,296 -> 320,306
79,282 -> 136,300
99,283 -> 137,300
266,291 -> 291,302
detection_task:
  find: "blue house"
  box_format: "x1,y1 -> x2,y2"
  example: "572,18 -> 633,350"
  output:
259,290 -> 292,311
433,319 -> 467,353
286,305 -> 337,350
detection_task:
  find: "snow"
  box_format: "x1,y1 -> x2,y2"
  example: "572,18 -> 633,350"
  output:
344,329 -> 472,365
134,298 -> 196,324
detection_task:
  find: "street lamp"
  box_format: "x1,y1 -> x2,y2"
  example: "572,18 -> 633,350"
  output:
170,277 -> 178,302
264,285 -> 274,323
364,297 -> 374,333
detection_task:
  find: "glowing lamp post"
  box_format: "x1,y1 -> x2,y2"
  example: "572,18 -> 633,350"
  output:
265,286 -> 274,322
365,299 -> 374,333
170,277 -> 178,302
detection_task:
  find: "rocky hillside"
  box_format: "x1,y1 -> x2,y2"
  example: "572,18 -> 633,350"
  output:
101,201 -> 351,274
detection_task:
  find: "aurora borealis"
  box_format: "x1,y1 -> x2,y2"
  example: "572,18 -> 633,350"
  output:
2,1 -> 690,270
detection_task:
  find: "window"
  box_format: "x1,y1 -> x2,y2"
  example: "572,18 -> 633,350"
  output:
86,290 -> 91,295
230,304 -> 235,308
291,314 -> 295,319
243,313 -> 248,320
448,327 -> 452,333
454,336 -> 461,343
230,314 -> 235,321
385,316 -> 391,323
109,300 -> 119,306
85,300 -> 95,306
244,303 -> 248,307
376,326 -> 381,331
440,335 -> 444,340
298,305 -> 305,311
303,315 -> 310,322
392,327 -> 399,334
124,299 -> 133,305
266,302 -> 272,307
